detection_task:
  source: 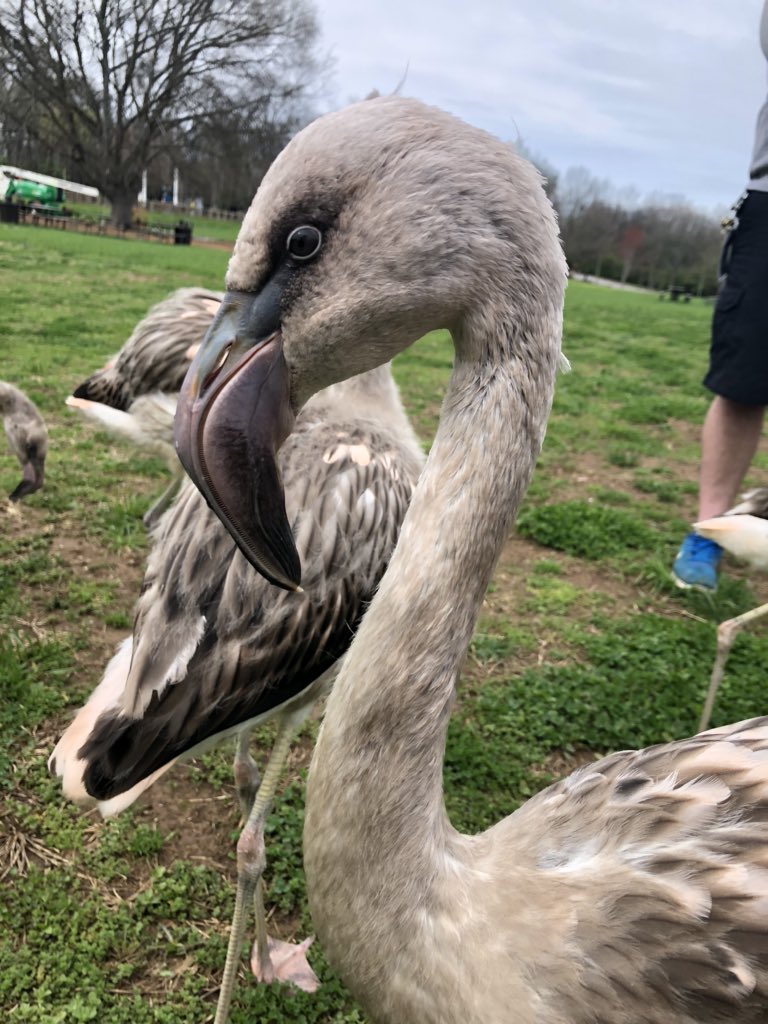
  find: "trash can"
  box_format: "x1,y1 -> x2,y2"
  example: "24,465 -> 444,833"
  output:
174,221 -> 192,245
0,202 -> 20,224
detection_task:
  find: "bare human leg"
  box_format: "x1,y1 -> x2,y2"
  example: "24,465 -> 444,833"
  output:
698,396 -> 765,520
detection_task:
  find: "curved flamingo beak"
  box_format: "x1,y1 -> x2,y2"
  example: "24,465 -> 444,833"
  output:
174,288 -> 300,590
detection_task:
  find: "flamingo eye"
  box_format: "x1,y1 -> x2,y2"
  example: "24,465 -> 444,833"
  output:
286,225 -> 323,262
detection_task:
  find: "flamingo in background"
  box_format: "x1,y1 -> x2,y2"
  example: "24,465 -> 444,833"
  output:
1,380 -> 48,502
52,359 -> 424,1022
67,287 -> 221,527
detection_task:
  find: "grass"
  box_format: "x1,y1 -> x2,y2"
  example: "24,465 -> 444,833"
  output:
64,201 -> 243,244
2,224 -> 768,1021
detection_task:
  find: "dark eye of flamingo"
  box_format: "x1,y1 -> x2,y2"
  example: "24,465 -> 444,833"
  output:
286,225 -> 323,262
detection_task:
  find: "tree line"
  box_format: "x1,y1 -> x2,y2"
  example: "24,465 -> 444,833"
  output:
521,152 -> 726,296
0,0 -> 726,292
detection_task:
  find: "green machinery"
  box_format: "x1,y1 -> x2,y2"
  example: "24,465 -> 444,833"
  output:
3,174 -> 64,210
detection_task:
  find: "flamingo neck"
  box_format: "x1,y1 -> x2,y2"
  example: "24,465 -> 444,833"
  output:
303,295 -> 562,971
0,383 -> 17,415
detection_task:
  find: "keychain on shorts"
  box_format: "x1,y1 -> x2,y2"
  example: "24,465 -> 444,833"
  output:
719,190 -> 750,284
721,190 -> 749,233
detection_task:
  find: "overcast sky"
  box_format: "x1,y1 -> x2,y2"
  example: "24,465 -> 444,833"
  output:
316,0 -> 766,212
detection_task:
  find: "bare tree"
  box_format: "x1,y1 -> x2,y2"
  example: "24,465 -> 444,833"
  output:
0,0 -> 322,224
557,165 -> 613,219
170,87 -> 312,209
512,139 -> 559,202
619,223 -> 644,283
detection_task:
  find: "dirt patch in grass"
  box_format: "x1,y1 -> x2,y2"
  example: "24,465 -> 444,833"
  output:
4,498 -> 145,651
130,722 -> 322,870
50,524 -> 145,613
497,533 -> 642,606
0,498 -> 46,536
667,417 -> 703,450
131,768 -> 236,875
550,448 -> 632,492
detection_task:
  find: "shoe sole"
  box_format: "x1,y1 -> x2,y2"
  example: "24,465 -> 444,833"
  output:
671,572 -> 717,594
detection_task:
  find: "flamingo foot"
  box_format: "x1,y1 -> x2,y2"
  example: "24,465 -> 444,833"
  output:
251,934 -> 320,992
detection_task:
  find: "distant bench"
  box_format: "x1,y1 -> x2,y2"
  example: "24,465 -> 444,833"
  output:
659,285 -> 692,303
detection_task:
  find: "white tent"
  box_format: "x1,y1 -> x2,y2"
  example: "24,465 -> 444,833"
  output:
0,165 -> 99,199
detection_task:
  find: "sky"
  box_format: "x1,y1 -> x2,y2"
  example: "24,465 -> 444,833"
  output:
316,0 -> 766,212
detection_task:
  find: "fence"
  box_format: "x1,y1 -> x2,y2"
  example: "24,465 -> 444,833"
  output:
140,200 -> 243,221
3,204 -> 194,244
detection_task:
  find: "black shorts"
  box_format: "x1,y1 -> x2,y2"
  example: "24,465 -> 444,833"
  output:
704,189 -> 768,405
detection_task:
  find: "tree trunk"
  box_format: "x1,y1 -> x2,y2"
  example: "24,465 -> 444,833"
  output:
109,192 -> 136,229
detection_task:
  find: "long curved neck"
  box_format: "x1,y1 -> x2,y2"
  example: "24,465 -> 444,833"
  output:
304,292 -> 562,962
0,383 -> 18,416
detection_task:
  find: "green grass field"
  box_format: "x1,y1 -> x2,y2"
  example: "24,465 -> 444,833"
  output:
64,202 -> 242,244
2,224 -> 768,1023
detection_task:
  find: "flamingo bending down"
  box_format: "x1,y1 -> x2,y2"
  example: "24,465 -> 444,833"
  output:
51,362 -> 423,1021
67,287 -> 222,527
176,96 -> 768,1024
0,380 -> 48,501
695,487 -> 768,730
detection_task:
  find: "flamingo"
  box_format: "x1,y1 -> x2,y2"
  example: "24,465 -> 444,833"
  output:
67,287 -> 221,527
0,380 -> 48,502
51,361 -> 424,1021
175,95 -> 768,1024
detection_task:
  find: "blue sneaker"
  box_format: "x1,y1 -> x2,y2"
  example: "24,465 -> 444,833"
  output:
672,532 -> 722,591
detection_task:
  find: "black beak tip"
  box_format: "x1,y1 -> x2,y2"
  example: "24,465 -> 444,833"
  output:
264,563 -> 303,592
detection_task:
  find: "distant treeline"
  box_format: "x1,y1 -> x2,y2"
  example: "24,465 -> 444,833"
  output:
519,153 -> 726,296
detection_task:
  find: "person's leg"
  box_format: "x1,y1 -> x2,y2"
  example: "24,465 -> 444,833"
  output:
698,396 -> 765,520
674,191 -> 768,590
